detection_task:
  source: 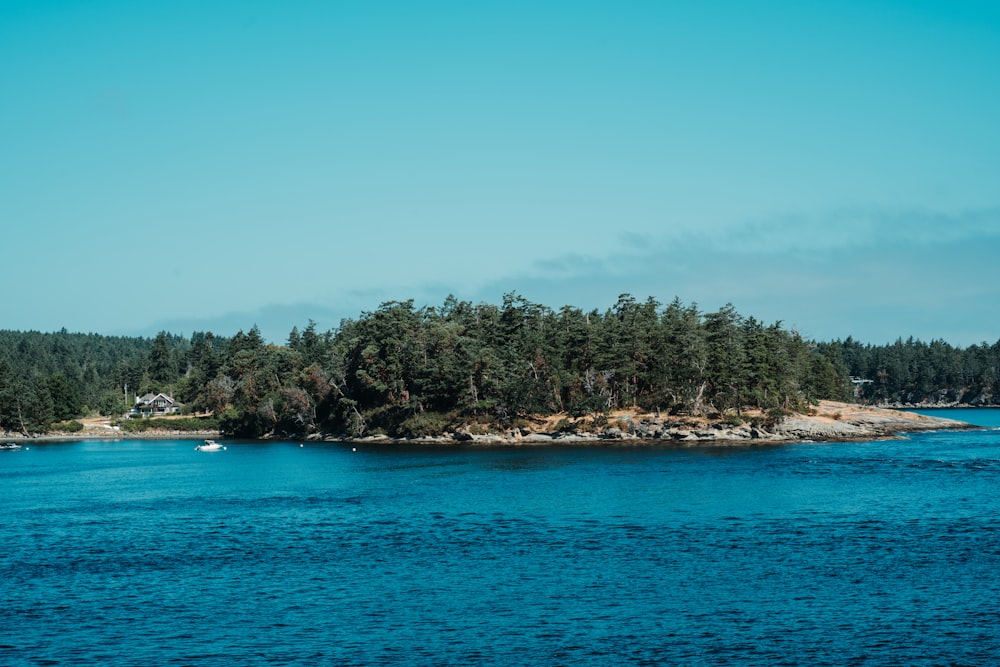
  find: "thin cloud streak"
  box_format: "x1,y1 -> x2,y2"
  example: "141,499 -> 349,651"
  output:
468,207 -> 1000,346
117,207 -> 1000,348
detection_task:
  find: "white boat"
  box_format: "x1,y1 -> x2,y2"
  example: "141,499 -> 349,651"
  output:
195,439 -> 226,452
1,442 -> 22,451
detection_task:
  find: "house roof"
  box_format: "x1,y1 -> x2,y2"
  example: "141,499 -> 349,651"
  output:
136,392 -> 177,405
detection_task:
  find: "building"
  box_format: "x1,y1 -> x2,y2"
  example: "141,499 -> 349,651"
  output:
132,393 -> 180,417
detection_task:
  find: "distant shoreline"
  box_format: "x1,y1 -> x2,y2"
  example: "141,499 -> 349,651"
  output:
2,429 -> 219,443
886,404 -> 999,410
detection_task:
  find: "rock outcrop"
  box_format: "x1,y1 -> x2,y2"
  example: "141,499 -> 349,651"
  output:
331,401 -> 975,446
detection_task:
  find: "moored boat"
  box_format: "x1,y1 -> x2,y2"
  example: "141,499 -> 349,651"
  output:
195,439 -> 226,451
1,442 -> 22,451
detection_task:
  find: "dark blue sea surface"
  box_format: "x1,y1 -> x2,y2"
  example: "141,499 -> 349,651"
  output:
3,411 -> 1000,665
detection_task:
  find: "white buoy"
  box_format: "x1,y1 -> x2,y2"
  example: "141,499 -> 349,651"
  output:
352,447 -> 357,452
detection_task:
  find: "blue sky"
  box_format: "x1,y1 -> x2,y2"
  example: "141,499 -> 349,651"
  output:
3,1 -> 999,346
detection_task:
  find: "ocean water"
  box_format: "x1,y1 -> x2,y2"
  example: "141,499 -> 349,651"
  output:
3,411 -> 1000,665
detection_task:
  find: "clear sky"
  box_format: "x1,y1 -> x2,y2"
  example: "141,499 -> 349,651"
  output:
3,1 -> 999,346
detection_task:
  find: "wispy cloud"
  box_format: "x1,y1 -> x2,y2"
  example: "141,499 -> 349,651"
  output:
467,207 -> 1000,345
684,206 -> 1000,256
130,207 -> 1000,347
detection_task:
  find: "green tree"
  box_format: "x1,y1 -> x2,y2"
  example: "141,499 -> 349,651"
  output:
703,304 -> 746,414
47,373 -> 82,421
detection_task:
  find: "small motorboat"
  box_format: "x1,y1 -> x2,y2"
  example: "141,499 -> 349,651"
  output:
195,439 -> 226,452
1,442 -> 22,451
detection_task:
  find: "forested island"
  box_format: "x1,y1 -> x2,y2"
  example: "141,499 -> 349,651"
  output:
1,294 -> 996,441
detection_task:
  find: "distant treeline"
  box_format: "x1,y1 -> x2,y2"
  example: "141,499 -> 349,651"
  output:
1,294 -> 996,437
818,336 -> 1000,406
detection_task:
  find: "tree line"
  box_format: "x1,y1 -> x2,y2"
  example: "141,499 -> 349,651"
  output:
819,336 -> 1000,405
3,294 -> 995,438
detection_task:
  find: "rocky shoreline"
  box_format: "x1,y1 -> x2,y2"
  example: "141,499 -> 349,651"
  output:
321,401 -> 976,447
5,401 -> 977,446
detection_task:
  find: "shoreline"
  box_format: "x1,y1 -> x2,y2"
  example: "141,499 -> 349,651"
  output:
330,401 -> 978,447
882,404 -> 999,410
5,402 -> 977,446
2,430 -> 219,443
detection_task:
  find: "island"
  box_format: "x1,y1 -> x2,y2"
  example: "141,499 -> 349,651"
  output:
1,295 -> 995,444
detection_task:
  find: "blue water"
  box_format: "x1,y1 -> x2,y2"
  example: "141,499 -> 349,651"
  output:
3,411 -> 1000,665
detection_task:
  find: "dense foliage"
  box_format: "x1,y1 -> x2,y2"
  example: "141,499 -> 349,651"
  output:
13,295 -> 996,438
0,329 -> 159,433
821,337 -> 1000,405
118,417 -> 221,433
1,295 -> 855,438
276,294 -> 852,439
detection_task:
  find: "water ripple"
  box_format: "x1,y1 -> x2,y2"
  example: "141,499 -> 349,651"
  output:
4,429 -> 1000,664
